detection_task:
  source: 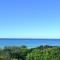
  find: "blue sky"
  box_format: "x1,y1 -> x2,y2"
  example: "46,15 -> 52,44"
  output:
0,0 -> 60,38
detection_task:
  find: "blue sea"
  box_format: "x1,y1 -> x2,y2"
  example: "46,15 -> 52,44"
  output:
0,38 -> 60,48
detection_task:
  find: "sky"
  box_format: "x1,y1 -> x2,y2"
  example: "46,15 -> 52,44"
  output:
0,0 -> 60,38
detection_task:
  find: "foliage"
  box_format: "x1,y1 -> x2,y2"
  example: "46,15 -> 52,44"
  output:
0,45 -> 60,60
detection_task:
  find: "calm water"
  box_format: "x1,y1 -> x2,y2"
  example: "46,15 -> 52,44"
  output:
0,38 -> 60,48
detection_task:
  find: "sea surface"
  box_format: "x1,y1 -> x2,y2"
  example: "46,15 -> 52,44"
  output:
0,38 -> 60,48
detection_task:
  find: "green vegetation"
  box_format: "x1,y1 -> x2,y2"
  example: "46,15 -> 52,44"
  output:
0,45 -> 60,60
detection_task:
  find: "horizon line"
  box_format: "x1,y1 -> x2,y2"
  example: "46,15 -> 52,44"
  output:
0,38 -> 60,39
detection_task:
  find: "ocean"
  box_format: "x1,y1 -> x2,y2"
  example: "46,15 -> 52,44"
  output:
0,38 -> 60,48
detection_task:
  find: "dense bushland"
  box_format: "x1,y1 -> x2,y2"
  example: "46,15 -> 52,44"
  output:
0,45 -> 60,60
